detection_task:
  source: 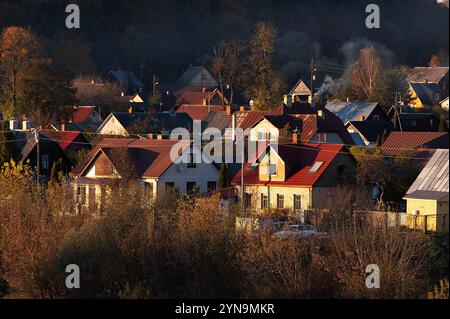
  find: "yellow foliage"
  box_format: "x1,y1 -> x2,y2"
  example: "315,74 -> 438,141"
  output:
428,279 -> 449,299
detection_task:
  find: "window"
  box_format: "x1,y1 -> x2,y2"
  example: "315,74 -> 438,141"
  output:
165,182 -> 175,190
268,164 -> 277,176
88,185 -> 96,208
77,186 -> 86,205
41,155 -> 49,170
309,161 -> 324,173
188,153 -> 197,168
186,182 -> 197,193
207,181 -> 217,192
244,193 -> 252,208
372,115 -> 380,122
100,186 -> 107,204
261,194 -> 268,209
277,194 -> 284,209
316,133 -> 327,143
338,164 -> 346,178
294,195 -> 302,210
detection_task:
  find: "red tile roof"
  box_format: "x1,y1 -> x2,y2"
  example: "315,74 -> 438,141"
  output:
40,130 -> 85,151
176,90 -> 224,105
231,143 -> 345,187
72,138 -> 191,178
381,132 -> 449,156
71,106 -> 96,123
177,104 -> 225,120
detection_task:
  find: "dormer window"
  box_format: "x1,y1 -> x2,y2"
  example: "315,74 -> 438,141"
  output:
309,161 -> 323,173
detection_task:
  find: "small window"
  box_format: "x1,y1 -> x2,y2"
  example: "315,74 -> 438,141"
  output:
186,182 -> 197,193
41,155 -> 49,170
316,133 -> 327,143
88,185 -> 96,207
338,165 -> 346,178
268,164 -> 277,176
277,194 -> 284,209
373,115 -> 380,122
309,161 -> 323,173
294,195 -> 302,210
261,194 -> 268,209
77,186 -> 86,205
207,181 -> 217,192
165,182 -> 175,190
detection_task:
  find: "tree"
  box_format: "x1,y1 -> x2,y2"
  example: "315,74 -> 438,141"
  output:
350,47 -> 382,100
16,62 -> 76,126
246,22 -> 284,110
0,123 -> 17,164
207,39 -> 247,106
0,27 -> 41,118
372,67 -> 410,110
428,54 -> 441,67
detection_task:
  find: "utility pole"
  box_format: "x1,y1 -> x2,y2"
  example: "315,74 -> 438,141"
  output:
152,74 -> 158,97
240,138 -> 245,216
310,58 -> 317,105
34,128 -> 40,189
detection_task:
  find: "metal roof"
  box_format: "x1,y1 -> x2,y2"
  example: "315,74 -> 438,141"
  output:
324,101 -> 379,124
406,149 -> 449,197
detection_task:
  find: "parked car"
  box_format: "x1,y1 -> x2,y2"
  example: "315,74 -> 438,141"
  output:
273,224 -> 319,238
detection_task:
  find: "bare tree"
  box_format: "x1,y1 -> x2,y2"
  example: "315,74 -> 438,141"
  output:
350,47 -> 382,100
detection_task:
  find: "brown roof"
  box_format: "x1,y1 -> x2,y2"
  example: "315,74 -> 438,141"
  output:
381,132 -> 449,156
406,67 -> 449,84
177,104 -> 225,121
72,138 -> 190,178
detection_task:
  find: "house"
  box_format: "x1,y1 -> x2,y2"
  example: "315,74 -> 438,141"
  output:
324,101 -> 390,124
403,149 -> 449,233
204,108 -> 234,134
346,120 -> 395,147
406,67 -> 449,109
128,93 -> 150,112
248,103 -> 355,145
176,104 -> 226,121
231,141 -> 356,212
284,79 -> 312,103
381,132 -> 448,157
71,138 -> 220,210
177,66 -> 218,89
107,70 -> 144,94
390,112 -> 440,132
406,67 -> 449,93
11,129 -> 90,180
65,106 -> 102,131
408,82 -> 445,108
96,111 -> 192,136
176,88 -> 227,106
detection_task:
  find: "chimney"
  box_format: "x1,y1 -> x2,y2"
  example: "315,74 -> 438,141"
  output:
202,98 -> 207,106
240,105 -> 245,112
157,133 -> 163,140
226,105 -> 231,117
9,119 -> 19,131
128,106 -> 133,113
60,123 -> 66,132
292,131 -> 298,144
317,109 -> 325,119
22,120 -> 32,131
121,92 -> 125,97
286,95 -> 293,108
360,116 -> 366,121
346,97 -> 350,103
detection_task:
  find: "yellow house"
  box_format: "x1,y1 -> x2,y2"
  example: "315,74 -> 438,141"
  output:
231,142 -> 356,213
404,149 -> 449,233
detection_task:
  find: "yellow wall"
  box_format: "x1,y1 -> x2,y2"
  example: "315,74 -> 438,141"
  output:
406,198 -> 449,233
259,151 -> 285,182
408,85 -> 425,108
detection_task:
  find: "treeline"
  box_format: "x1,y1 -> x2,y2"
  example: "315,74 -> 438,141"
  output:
0,0 -> 448,87
0,163 -> 447,299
